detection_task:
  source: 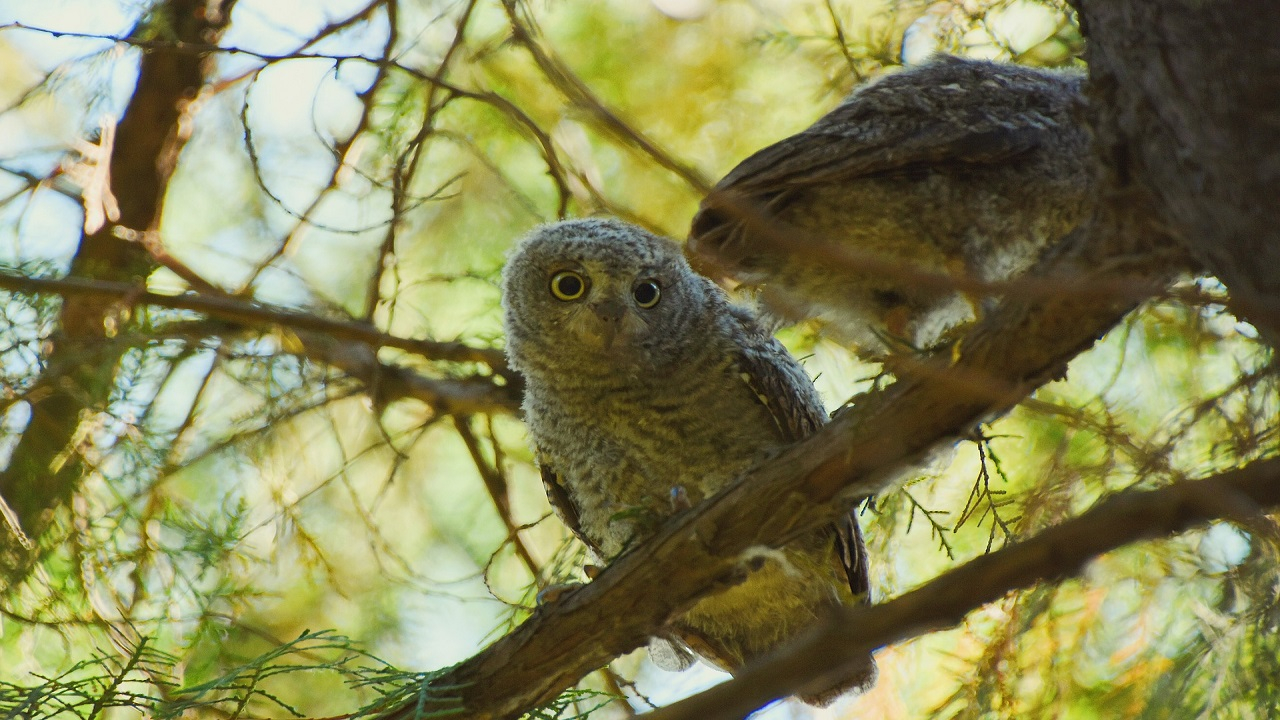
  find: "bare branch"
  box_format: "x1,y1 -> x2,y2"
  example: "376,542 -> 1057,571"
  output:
0,270 -> 510,373
0,0 -> 237,582
500,1 -> 713,195
298,334 -> 518,416
454,415 -> 542,580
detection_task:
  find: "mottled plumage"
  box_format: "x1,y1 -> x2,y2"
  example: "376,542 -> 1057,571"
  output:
502,218 -> 875,705
688,56 -> 1092,355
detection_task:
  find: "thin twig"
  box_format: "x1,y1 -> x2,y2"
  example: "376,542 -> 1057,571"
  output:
453,415 -> 542,585
0,269 -> 510,371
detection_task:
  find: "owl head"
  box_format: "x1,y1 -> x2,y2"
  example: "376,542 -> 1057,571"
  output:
502,218 -> 715,374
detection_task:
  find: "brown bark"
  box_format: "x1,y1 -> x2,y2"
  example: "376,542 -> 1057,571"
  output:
645,456 -> 1280,720
0,0 -> 235,583
376,5 -> 1280,714
0,270 -> 518,416
1073,0 -> 1280,344
378,189 -> 1185,718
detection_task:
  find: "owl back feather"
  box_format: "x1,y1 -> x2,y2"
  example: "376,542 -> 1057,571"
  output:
688,55 -> 1092,356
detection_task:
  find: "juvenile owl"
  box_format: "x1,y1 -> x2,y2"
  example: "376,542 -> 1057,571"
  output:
502,218 -> 875,705
688,55 -> 1092,356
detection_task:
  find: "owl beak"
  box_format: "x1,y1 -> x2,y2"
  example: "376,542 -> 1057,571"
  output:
592,298 -> 626,325
589,298 -> 629,350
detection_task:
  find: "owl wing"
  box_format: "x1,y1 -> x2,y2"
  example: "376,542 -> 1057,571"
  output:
712,58 -> 1071,193
539,459 -> 605,559
727,306 -> 871,604
690,116 -> 1049,273
728,305 -> 827,442
710,116 -> 1046,194
835,509 -> 872,602
692,62 -> 1068,250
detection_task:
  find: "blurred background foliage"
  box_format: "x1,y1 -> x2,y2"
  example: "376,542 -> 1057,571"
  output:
0,0 -> 1275,718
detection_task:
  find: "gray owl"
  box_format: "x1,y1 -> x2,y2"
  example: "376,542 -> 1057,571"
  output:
688,55 -> 1092,356
502,218 -> 876,705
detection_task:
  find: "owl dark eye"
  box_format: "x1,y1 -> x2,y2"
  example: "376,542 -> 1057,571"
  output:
633,280 -> 661,308
550,270 -> 586,301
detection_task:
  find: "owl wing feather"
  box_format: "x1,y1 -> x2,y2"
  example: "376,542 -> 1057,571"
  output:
714,124 -> 1046,193
692,60 -> 1073,250
691,115 -> 1051,270
726,306 -> 871,604
713,57 -> 1071,193
728,308 -> 826,442
539,460 -> 604,560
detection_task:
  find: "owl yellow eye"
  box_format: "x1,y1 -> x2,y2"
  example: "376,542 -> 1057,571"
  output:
549,270 -> 586,301
633,280 -> 661,308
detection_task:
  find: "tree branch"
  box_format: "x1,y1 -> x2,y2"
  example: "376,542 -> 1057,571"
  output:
393,16 -> 1279,714
0,271 -> 520,416
0,270 -> 510,373
296,334 -> 519,417
378,183 -> 1184,718
644,456 -> 1280,719
0,0 -> 235,583
500,1 -> 713,195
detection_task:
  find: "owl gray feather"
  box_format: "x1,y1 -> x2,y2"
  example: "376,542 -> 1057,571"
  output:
688,55 -> 1092,356
502,218 -> 876,705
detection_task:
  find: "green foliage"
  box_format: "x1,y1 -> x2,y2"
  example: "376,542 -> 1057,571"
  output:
523,688 -> 619,720
0,629 -> 455,719
0,640 -> 177,719
0,0 -> 1275,718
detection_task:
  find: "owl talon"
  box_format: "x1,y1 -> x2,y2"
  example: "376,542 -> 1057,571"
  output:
583,564 -> 602,580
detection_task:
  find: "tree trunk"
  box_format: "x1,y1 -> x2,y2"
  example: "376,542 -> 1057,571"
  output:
1073,0 -> 1280,343
0,0 -> 235,584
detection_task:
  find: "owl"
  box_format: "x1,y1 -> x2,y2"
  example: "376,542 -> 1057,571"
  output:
502,218 -> 876,705
688,55 -> 1092,356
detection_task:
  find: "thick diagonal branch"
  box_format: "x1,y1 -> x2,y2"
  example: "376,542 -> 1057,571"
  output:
645,456 -> 1280,719
378,184 -> 1184,718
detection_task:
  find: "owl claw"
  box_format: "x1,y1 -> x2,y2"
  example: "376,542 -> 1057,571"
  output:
583,564 -> 602,580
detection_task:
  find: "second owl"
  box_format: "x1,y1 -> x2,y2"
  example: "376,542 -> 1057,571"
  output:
688,56 -> 1092,356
